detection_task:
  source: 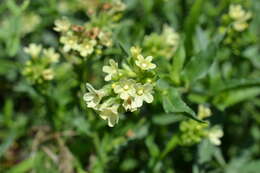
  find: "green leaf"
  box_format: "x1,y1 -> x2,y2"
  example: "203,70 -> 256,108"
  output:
162,88 -> 202,122
171,42 -> 186,85
6,0 -> 21,15
20,0 -> 30,11
160,135 -> 179,159
117,41 -> 130,56
212,78 -> 260,93
3,98 -> 14,127
156,79 -> 170,91
198,140 -> 216,164
240,160 -> 260,173
6,153 -> 42,173
152,113 -> 185,125
213,87 -> 260,110
184,0 -> 205,56
195,27 -> 209,51
182,43 -> 217,84
0,59 -> 16,75
145,135 -> 160,158
0,130 -> 17,158
7,36 -> 20,56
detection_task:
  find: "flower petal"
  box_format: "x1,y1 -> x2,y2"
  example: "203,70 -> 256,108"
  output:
144,93 -> 153,103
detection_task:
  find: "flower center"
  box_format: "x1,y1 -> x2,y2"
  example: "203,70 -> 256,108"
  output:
123,84 -> 129,90
137,89 -> 143,95
112,83 -> 116,89
141,63 -> 147,68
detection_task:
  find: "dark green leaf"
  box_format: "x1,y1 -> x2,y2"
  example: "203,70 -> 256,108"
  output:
162,88 -> 202,122
182,43 -> 217,84
184,0 -> 205,56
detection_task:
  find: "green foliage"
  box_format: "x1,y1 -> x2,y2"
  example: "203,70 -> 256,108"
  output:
0,0 -> 260,172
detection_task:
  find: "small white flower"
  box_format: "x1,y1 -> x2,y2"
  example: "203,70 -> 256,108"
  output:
208,126 -> 223,146
43,48 -> 60,63
113,0 -> 126,12
163,25 -> 179,48
98,31 -> 112,47
102,59 -> 119,81
21,13 -> 41,35
60,32 -> 78,52
130,46 -> 142,58
198,105 -> 212,119
133,83 -> 154,108
99,101 -> 120,127
54,18 -> 71,32
233,21 -> 248,31
122,97 -> 138,112
228,4 -> 252,32
113,79 -> 136,100
77,40 -> 97,57
24,43 -> 42,58
83,83 -> 106,109
42,69 -> 54,80
229,5 -> 246,20
135,55 -> 156,70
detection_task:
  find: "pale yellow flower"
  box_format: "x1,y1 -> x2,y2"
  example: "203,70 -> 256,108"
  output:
98,32 -> 112,47
122,97 -> 138,112
163,25 -> 179,48
208,126 -> 223,146
60,32 -> 78,52
83,83 -> 106,109
133,83 -> 154,108
233,21 -> 249,31
113,79 -> 136,100
77,40 -> 97,57
21,13 -> 41,35
130,46 -> 142,58
102,59 -> 119,81
135,55 -> 156,70
42,69 -> 54,80
113,0 -> 126,12
228,4 -> 252,32
99,102 -> 120,127
197,105 -> 212,119
54,18 -> 71,32
43,48 -> 60,63
229,5 -> 246,20
24,43 -> 42,58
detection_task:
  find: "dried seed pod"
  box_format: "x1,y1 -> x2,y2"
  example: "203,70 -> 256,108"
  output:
102,3 -> 112,11
71,25 -> 85,33
87,27 -> 100,39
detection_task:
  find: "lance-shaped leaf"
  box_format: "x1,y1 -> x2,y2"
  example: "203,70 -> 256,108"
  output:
182,43 -> 217,84
162,87 -> 202,122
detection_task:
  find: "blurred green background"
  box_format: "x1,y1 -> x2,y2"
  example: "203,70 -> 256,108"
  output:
0,0 -> 260,172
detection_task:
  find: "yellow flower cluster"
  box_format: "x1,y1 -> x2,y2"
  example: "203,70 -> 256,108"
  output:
228,4 -> 252,32
54,18 -> 112,58
179,105 -> 223,146
83,47 -> 157,127
23,44 -> 60,84
143,25 -> 180,60
57,0 -> 126,17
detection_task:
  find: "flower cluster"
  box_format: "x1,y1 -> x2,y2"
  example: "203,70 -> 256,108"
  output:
219,4 -> 252,54
21,13 -> 41,36
57,0 -> 126,17
143,25 -> 180,60
83,47 -> 157,127
179,105 -> 223,146
54,18 -> 113,58
228,4 -> 252,32
80,0 -> 126,17
23,44 -> 60,84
